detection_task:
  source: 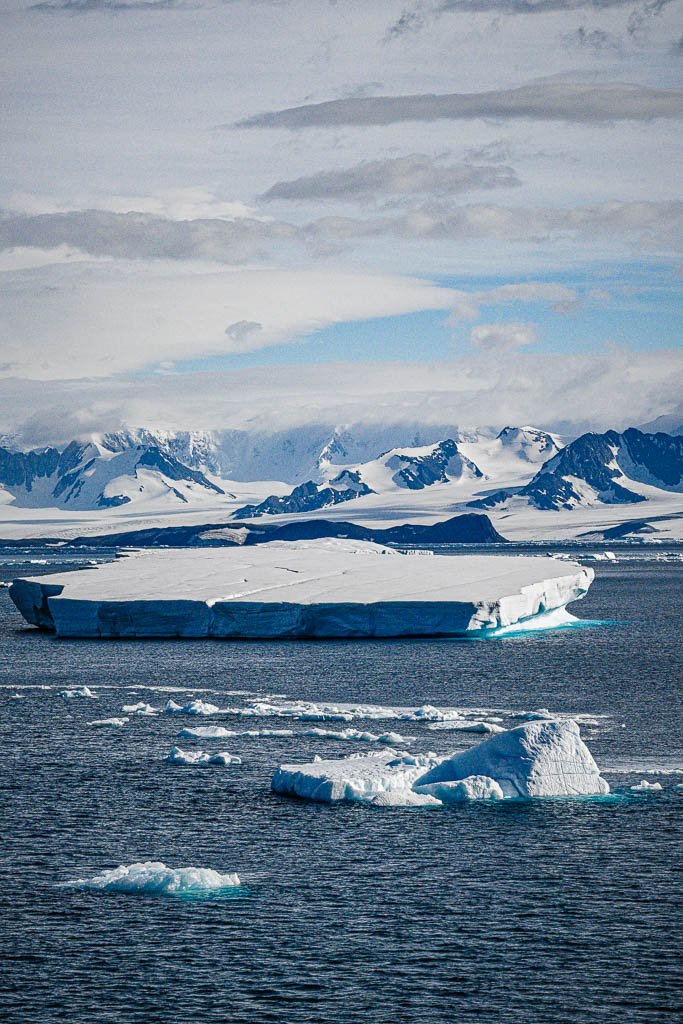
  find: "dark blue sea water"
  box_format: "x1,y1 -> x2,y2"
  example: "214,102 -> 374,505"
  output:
1,547 -> 681,1024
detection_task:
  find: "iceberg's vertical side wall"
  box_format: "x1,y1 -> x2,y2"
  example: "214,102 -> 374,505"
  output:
9,579 -> 62,630
467,567 -> 594,633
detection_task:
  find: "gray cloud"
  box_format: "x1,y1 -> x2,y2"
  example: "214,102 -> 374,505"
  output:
237,82 -> 683,129
261,155 -> 520,203
2,198 -> 680,264
304,200 -> 683,252
225,320 -> 262,342
387,0 -> 674,38
0,209 -> 296,263
32,1 -> 187,11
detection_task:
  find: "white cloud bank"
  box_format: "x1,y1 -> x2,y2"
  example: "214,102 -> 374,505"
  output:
1,347 -> 681,443
0,259 -> 459,378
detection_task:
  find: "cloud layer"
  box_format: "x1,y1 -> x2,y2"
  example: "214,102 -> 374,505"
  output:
261,155 -> 520,202
1,0 -> 680,441
2,198 -> 680,265
239,82 -> 683,129
1,347 -> 681,443
0,261 -> 459,378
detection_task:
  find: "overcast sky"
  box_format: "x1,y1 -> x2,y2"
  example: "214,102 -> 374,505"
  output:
0,0 -> 681,441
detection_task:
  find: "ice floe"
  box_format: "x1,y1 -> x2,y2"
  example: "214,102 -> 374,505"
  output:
164,699 -> 222,716
63,861 -> 241,895
121,702 -> 158,716
302,727 -> 411,744
272,720 -> 609,805
59,686 -> 97,699
630,780 -> 663,792
426,720 -> 505,734
88,717 -> 128,728
201,697 -> 609,736
177,725 -> 295,740
164,746 -> 241,766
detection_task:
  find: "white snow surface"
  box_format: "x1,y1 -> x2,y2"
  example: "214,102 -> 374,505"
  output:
63,861 -> 241,895
10,542 -> 593,639
272,720 -> 609,805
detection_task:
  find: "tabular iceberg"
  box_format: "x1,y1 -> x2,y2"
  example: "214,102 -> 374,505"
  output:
9,540 -> 593,639
271,720 -> 609,805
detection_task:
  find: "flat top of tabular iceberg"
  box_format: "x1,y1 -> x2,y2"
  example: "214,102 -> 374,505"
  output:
62,861 -> 241,897
272,719 -> 609,806
13,541 -> 591,608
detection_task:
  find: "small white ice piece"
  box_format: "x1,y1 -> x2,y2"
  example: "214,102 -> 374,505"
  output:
59,686 -> 97,699
122,702 -> 158,716
164,699 -> 222,716
63,861 -> 240,895
164,746 -> 241,766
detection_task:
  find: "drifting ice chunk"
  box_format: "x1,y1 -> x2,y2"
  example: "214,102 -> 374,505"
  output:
60,686 -> 97,699
88,717 -> 128,728
302,727 -> 411,744
9,542 -> 594,639
62,861 -> 240,895
630,780 -> 663,792
122,702 -> 158,716
164,699 -> 222,716
164,746 -> 241,766
514,709 -> 552,720
417,720 -> 609,798
272,720 -> 609,804
178,726 -> 236,739
178,726 -> 295,739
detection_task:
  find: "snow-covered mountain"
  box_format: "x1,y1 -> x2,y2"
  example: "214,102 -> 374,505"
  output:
0,440 -> 228,511
234,439 -> 486,518
1,423 -> 680,542
96,424 -> 472,485
472,428 -> 683,511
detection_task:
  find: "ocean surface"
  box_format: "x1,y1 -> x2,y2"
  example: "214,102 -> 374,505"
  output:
0,545 -> 681,1024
